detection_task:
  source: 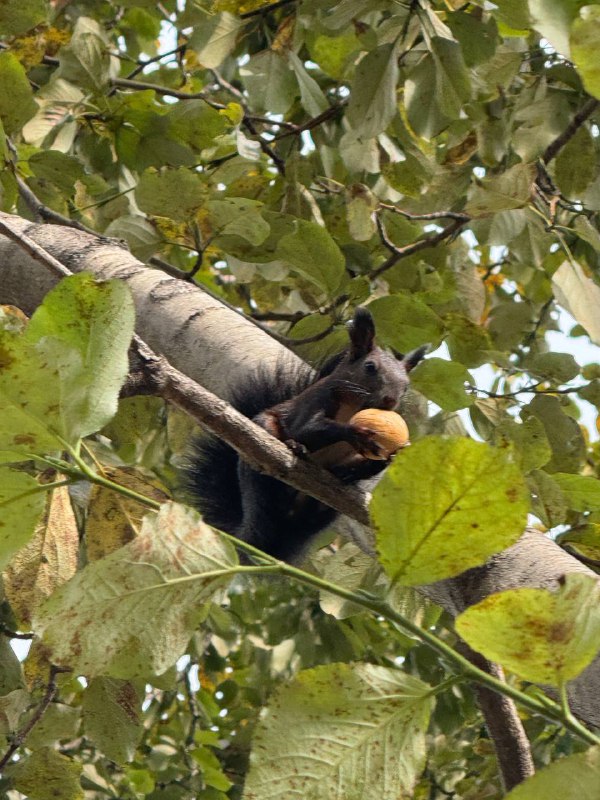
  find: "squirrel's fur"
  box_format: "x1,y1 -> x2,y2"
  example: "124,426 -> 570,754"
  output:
182,309 -> 425,561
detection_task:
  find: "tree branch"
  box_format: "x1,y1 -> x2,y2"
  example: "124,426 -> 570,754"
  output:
0,665 -> 71,771
458,643 -> 535,792
372,214 -> 466,278
542,97 -> 600,165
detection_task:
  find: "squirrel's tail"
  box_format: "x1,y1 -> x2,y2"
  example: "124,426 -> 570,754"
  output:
181,358 -> 315,533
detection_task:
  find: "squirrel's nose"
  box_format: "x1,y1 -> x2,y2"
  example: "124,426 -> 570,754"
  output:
382,396 -> 396,409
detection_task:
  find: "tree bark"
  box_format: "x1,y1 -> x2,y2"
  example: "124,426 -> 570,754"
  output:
1,212 -> 599,727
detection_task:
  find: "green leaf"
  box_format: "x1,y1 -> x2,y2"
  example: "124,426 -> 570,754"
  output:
288,52 -> 328,117
430,37 -> 472,119
528,469 -> 568,527
525,394 -> 585,473
372,437 -> 528,585
0,468 -> 46,572
529,0 -> 579,58
0,325 -> 64,459
466,164 -> 536,216
104,215 -> 162,261
240,50 -> 297,115
0,638 -> 25,694
527,352 -> 580,384
82,678 -> 143,763
26,273 -> 135,442
0,51 -> 38,134
346,43 -> 399,138
456,573 -> 600,685
276,220 -> 345,295
189,12 -> 241,69
207,198 -> 270,245
135,168 -> 207,221
243,663 -> 432,800
29,150 -> 85,194
505,747 -> 600,800
552,473 -> 600,512
571,6 -> 600,98
57,17 -> 111,92
167,100 -> 229,152
405,53 -> 449,140
0,0 -> 48,35
367,295 -> 444,352
409,358 -> 474,411
446,313 -> 493,368
496,416 -> 552,474
0,689 -> 30,733
11,747 -> 84,800
308,30 -> 360,79
32,503 -> 238,678
25,704 -> 81,750
552,258 -> 600,346
555,126 -> 596,196
346,184 -> 377,242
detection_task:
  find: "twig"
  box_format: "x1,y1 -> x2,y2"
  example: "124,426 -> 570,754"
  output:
468,383 -> 583,399
274,103 -> 346,139
542,97 -> 600,165
13,173 -> 97,235
0,665 -> 72,771
372,214 -> 466,279
379,204 -> 470,223
125,45 -> 186,80
0,624 -> 34,640
110,77 -> 293,130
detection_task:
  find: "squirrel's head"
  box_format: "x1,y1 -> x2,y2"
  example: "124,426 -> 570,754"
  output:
343,307 -> 427,410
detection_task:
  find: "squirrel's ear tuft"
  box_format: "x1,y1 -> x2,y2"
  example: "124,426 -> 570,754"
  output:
348,307 -> 375,360
403,345 -> 429,372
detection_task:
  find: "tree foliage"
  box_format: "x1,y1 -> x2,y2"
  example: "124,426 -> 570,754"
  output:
1,0 -> 600,798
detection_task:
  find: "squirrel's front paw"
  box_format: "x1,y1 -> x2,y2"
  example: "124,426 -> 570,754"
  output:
347,426 -> 385,458
285,439 -> 309,457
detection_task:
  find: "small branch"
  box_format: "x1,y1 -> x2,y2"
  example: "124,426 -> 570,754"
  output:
469,383 -> 583,400
542,97 -> 600,165
0,665 -> 71,771
110,77 -> 226,110
125,45 -> 186,80
372,214 -> 466,279
379,204 -> 470,223
132,337 -> 371,527
13,173 -> 97,235
110,77 -> 293,130
274,103 -> 346,140
0,624 -> 34,640
263,322 -> 337,347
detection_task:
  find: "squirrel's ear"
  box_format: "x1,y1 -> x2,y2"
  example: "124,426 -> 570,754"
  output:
402,345 -> 429,372
348,307 -> 375,359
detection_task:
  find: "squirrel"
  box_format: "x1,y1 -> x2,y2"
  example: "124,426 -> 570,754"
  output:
182,308 -> 426,562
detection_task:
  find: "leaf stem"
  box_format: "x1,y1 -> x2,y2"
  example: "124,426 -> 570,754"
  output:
31,462 -> 600,749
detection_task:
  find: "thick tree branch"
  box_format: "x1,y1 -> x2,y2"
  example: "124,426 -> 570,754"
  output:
1,213 -> 599,727
458,643 -> 535,791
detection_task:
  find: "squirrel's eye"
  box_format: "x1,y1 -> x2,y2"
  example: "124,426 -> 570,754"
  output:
364,361 -> 377,375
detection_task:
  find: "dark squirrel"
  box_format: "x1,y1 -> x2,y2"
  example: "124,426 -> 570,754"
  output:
183,308 -> 426,561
